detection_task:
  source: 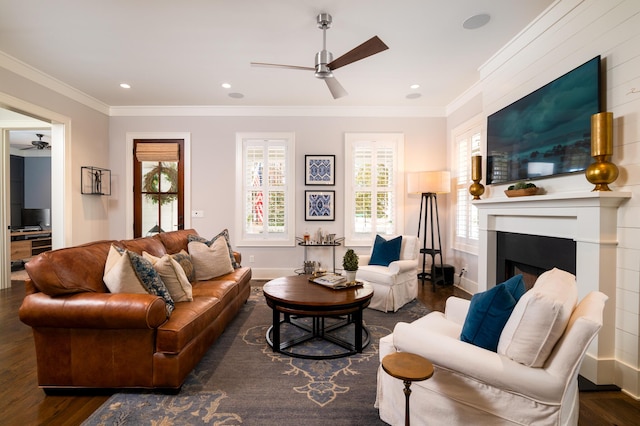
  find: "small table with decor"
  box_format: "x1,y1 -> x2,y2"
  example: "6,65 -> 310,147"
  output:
262,274 -> 373,359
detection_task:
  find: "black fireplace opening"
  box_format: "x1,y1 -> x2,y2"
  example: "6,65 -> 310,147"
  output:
496,232 -> 576,291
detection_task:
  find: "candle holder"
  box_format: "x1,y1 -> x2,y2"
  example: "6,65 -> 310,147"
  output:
585,112 -> 618,191
469,155 -> 485,200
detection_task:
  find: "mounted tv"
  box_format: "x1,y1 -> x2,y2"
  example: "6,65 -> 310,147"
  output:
21,208 -> 51,230
486,56 -> 601,185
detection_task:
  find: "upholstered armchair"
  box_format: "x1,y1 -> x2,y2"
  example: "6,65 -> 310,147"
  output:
356,235 -> 419,312
376,268 -> 607,425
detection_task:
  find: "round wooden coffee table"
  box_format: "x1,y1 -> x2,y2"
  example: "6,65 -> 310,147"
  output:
263,275 -> 374,359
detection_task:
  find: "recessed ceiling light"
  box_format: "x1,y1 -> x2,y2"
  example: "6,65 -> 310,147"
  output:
229,92 -> 244,99
221,83 -> 232,89
120,83 -> 131,89
406,93 -> 421,99
410,84 -> 420,90
463,13 -> 491,30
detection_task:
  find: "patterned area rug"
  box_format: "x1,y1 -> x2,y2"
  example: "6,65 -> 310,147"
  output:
82,286 -> 430,425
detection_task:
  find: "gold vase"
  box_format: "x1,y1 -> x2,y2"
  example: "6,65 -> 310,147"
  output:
585,112 -> 618,191
469,155 -> 485,200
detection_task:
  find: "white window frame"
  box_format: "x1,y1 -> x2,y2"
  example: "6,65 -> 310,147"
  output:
344,132 -> 405,246
235,132 -> 295,247
452,116 -> 482,254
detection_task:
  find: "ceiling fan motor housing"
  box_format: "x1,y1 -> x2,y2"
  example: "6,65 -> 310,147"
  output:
317,13 -> 332,29
315,50 -> 333,78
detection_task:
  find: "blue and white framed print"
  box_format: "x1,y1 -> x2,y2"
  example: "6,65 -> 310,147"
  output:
305,190 -> 335,221
305,155 -> 335,185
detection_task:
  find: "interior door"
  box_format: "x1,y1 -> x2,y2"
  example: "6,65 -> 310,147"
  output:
133,139 -> 184,237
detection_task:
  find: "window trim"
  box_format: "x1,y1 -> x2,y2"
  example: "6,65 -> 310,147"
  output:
235,132 -> 296,247
344,132 -> 405,246
451,116 -> 482,255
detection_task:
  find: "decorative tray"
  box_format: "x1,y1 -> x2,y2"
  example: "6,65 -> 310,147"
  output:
504,187 -> 542,197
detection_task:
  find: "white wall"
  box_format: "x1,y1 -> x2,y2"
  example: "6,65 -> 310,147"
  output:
109,115 -> 446,277
0,66 -> 111,246
449,0 -> 640,397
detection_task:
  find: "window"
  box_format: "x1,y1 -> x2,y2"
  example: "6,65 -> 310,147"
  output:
236,133 -> 295,246
344,133 -> 404,246
453,119 -> 482,253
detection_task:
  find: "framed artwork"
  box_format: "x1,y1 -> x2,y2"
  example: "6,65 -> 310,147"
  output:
305,155 -> 335,185
305,190 -> 335,221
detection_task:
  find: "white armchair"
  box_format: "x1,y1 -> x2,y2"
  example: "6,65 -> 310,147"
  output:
356,235 -> 419,312
376,271 -> 607,425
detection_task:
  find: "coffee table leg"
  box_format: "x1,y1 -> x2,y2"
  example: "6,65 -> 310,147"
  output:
272,308 -> 280,352
354,308 -> 363,352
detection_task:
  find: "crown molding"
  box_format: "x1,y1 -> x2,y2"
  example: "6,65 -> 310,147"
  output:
0,51 -> 110,116
108,104 -> 446,118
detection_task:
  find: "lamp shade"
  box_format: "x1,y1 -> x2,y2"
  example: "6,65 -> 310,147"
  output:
407,171 -> 451,194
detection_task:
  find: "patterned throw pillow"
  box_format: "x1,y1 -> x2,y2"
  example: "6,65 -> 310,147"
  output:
143,251 -> 193,302
187,229 -> 239,269
171,250 -> 196,282
103,244 -> 174,317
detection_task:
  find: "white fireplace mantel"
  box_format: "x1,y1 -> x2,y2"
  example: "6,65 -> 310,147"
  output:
473,190 -> 631,385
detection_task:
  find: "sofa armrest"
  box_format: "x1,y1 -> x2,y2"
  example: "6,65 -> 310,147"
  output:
388,259 -> 418,275
19,292 -> 168,329
391,321 -> 565,403
358,254 -> 371,266
444,296 -> 471,325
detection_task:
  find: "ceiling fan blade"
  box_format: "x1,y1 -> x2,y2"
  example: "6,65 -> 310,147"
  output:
327,36 -> 389,70
250,62 -> 314,72
324,77 -> 348,99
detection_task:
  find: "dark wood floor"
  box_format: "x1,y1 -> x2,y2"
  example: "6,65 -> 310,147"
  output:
2,278 -> 639,425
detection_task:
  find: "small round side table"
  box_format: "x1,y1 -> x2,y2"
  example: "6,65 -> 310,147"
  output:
381,352 -> 434,426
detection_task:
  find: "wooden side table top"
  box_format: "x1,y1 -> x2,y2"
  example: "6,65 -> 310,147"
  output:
382,352 -> 434,382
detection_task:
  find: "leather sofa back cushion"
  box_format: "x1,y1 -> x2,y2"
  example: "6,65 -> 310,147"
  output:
156,229 -> 198,254
25,240 -> 114,296
117,236 -> 167,257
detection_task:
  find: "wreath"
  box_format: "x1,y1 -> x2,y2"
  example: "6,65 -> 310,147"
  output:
143,163 -> 178,205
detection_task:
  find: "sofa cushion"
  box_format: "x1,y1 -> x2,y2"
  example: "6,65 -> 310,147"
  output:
156,229 -> 198,254
188,237 -> 234,280
117,235 -> 167,257
143,252 -> 193,302
460,274 -> 526,351
103,245 -> 175,317
25,240 -> 113,295
369,235 -> 402,266
156,296 -> 224,353
498,268 -> 578,367
188,229 -> 239,269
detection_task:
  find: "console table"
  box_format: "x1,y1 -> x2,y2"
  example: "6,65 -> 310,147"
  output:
297,236 -> 343,273
10,230 -> 52,262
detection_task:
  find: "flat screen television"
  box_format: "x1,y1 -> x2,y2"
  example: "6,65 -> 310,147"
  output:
486,56 -> 602,185
21,208 -> 51,230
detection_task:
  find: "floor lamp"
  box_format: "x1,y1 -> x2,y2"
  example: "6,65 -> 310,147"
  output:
407,171 -> 451,290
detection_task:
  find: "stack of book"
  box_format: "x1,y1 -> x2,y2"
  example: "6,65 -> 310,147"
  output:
310,273 -> 359,289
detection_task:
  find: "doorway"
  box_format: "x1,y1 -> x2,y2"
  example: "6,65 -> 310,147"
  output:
0,99 -> 69,290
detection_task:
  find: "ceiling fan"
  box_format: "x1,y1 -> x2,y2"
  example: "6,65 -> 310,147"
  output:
251,13 -> 389,99
21,133 -> 50,150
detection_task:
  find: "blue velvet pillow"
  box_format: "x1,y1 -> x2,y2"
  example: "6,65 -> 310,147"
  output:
368,235 -> 402,267
460,274 -> 526,351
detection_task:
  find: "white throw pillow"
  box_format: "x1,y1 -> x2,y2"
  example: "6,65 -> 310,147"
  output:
103,245 -> 149,294
143,252 -> 193,302
188,237 -> 234,280
497,268 -> 578,367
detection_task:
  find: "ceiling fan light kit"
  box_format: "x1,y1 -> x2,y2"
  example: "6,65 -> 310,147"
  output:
251,13 -> 388,99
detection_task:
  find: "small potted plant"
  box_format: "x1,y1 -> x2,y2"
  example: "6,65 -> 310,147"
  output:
343,249 -> 359,283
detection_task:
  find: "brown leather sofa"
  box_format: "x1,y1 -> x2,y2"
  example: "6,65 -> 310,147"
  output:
19,229 -> 251,392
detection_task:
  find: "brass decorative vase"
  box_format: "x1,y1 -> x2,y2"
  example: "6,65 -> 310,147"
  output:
586,112 -> 618,191
469,155 -> 485,200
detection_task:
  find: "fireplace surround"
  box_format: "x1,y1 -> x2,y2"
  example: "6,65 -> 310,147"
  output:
474,191 -> 630,386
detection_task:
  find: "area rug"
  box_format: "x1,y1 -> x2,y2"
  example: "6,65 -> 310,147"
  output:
82,286 -> 430,425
